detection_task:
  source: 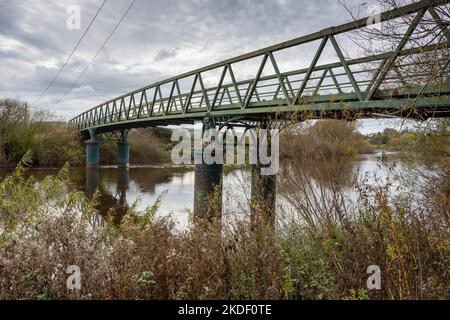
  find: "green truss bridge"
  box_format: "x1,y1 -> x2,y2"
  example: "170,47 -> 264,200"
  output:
70,0 -> 450,136
69,0 -> 450,218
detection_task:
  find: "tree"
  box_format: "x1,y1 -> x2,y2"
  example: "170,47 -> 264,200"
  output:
338,0 -> 449,119
0,99 -> 30,163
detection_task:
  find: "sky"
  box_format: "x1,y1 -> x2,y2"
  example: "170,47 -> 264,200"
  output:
0,0 -> 425,134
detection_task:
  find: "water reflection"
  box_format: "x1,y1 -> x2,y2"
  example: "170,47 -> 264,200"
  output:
75,166 -> 196,227
279,156 -> 355,193
85,168 -> 131,225
0,151 -> 403,230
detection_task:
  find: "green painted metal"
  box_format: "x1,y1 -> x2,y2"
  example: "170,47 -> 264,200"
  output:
70,0 -> 450,135
86,139 -> 100,168
117,140 -> 129,168
294,36 -> 329,103
330,35 -> 364,102
250,121 -> 277,227
116,129 -> 130,167
427,7 -> 450,42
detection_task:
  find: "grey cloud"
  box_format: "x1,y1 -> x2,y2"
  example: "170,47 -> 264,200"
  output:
0,0 -> 370,120
154,48 -> 178,62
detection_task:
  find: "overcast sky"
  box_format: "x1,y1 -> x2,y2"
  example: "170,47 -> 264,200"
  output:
1,0 -> 426,133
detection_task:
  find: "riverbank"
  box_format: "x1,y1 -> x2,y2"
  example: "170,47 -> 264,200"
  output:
0,151 -> 448,300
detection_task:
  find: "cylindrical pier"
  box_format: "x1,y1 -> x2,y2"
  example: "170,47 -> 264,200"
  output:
250,121 -> 277,229
250,163 -> 277,227
86,139 -> 100,168
193,119 -> 223,219
194,159 -> 223,218
117,140 -> 130,168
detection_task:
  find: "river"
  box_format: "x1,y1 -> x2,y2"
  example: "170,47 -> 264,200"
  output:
1,150 -> 405,230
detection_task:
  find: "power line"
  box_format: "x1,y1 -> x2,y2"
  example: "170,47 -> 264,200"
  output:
60,0 -> 137,100
33,0 -> 108,105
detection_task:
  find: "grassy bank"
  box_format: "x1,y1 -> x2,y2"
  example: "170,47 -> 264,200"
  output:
368,120 -> 450,159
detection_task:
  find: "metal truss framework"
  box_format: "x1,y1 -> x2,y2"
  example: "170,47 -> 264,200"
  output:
70,0 -> 450,136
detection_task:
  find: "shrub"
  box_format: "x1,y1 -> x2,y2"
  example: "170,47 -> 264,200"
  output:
0,152 -> 448,300
281,120 -> 374,159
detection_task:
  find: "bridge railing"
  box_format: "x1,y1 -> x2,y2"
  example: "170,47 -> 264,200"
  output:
69,0 -> 449,132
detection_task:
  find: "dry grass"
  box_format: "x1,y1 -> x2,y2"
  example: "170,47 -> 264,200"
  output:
0,147 -> 448,300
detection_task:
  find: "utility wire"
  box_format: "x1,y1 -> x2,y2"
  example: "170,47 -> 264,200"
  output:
33,0 -> 108,104
60,0 -> 137,100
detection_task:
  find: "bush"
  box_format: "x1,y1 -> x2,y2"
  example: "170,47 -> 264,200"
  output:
281,120 -> 374,159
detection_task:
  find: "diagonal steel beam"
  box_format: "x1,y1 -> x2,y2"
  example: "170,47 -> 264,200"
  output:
284,76 -> 295,97
313,69 -> 328,95
244,53 -> 269,109
175,80 -> 184,112
157,85 -> 165,115
198,73 -> 210,110
328,68 -> 342,93
365,9 -> 426,101
167,81 -> 176,113
210,65 -> 228,111
183,74 -> 199,113
269,52 -> 291,104
293,36 -> 328,104
150,87 -> 158,117
330,35 -> 363,101
227,64 -> 243,108
138,91 -> 147,118
118,98 -> 125,121
393,65 -> 407,86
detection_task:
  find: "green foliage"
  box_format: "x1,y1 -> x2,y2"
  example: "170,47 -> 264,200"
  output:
0,99 -> 84,167
136,271 -> 156,286
0,99 -> 173,167
368,119 -> 450,168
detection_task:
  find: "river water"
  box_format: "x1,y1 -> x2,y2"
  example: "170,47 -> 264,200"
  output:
0,150 -> 404,229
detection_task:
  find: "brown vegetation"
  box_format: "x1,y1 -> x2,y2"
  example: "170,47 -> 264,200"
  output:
0,146 -> 448,300
281,119 -> 374,159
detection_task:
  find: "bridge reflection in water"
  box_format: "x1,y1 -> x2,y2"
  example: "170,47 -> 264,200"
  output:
79,152 -> 391,228
83,166 -> 196,226
86,167 -> 129,225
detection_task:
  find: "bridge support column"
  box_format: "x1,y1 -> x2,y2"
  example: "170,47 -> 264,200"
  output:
86,129 -> 100,168
193,118 -> 223,220
117,130 -> 130,168
250,122 -> 277,229
251,164 -> 277,228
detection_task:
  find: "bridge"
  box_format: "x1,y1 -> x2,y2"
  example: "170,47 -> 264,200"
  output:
69,0 -> 450,220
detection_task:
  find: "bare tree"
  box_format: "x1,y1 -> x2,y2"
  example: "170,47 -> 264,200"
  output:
338,0 -> 449,120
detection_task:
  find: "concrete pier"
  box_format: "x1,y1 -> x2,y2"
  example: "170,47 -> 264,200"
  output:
193,119 -> 223,219
86,130 -> 100,168
250,163 -> 277,228
250,122 -> 277,228
117,140 -> 130,168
